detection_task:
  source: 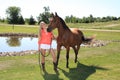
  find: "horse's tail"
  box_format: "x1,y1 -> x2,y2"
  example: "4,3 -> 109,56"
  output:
82,35 -> 96,43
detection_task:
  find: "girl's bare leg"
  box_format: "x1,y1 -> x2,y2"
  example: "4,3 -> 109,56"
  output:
40,49 -> 46,72
41,49 -> 46,63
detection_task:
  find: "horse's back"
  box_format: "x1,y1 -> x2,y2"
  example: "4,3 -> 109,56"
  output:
70,28 -> 83,36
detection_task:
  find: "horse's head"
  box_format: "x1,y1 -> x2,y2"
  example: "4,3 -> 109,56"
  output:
47,12 -> 60,32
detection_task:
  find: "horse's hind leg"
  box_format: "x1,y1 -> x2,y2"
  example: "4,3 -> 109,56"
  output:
72,46 -> 80,63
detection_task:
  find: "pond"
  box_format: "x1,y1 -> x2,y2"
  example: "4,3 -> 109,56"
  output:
0,36 -> 106,53
0,37 -> 38,52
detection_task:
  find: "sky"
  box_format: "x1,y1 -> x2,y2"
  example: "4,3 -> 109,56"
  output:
0,0 -> 120,20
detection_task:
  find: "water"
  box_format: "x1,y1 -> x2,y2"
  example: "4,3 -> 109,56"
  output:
0,37 -> 38,52
0,36 -> 87,52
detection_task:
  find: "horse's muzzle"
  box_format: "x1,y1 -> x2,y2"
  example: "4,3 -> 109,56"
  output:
47,27 -> 52,32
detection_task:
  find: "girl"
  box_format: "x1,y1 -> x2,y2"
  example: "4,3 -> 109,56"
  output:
38,21 -> 57,72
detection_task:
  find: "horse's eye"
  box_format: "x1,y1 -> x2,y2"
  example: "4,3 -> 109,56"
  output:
54,19 -> 57,23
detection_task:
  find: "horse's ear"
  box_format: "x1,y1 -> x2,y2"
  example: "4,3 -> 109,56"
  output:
51,13 -> 55,18
55,12 -> 58,16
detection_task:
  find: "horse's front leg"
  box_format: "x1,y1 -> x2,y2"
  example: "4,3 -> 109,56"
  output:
66,47 -> 70,68
56,45 -> 61,67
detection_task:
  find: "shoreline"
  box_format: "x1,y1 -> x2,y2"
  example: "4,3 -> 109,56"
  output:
0,33 -> 111,56
0,32 -> 38,37
0,50 -> 38,56
0,33 -> 38,56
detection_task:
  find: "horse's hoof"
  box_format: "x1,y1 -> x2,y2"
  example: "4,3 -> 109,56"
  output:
66,66 -> 69,68
54,68 -> 59,74
75,60 -> 77,63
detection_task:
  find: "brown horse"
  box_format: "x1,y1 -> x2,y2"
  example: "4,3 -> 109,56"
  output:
47,12 -> 94,68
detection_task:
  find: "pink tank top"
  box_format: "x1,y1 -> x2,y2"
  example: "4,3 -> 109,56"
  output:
38,29 -> 53,45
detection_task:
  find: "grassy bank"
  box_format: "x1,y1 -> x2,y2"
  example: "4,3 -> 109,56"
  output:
0,41 -> 120,80
0,22 -> 120,80
0,22 -> 120,40
0,24 -> 38,34
1,20 -> 120,33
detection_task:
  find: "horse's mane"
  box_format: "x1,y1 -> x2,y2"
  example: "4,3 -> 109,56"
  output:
59,17 -> 69,30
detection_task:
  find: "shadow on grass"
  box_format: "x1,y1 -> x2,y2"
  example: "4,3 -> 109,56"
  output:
42,72 -> 63,80
59,61 -> 109,80
41,62 -> 108,80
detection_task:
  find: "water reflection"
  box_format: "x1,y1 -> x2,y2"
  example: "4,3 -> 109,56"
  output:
0,37 -> 38,52
6,37 -> 22,47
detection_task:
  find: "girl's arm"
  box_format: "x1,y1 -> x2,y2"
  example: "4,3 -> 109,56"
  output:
52,32 -> 57,40
38,27 -> 42,51
38,27 -> 42,41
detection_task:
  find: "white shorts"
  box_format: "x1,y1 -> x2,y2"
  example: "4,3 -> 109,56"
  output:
40,40 -> 57,49
40,44 -> 50,49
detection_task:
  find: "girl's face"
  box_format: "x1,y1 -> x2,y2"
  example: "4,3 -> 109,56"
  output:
40,22 -> 46,29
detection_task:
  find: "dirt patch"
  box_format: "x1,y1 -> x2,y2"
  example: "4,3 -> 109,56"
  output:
0,60 -> 15,70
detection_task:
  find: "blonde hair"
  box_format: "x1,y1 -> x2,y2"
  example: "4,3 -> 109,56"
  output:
40,21 -> 45,25
38,21 -> 46,39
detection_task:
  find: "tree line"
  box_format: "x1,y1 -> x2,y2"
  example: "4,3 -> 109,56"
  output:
0,6 -> 51,25
0,6 -> 120,25
65,14 -> 120,23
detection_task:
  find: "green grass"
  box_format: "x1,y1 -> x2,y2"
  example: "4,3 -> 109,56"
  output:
82,30 -> 120,40
0,24 -> 38,34
0,42 -> 120,80
0,22 -> 120,80
67,20 -> 120,30
1,20 -> 120,34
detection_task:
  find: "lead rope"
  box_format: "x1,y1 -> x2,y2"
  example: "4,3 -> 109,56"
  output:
38,50 -> 42,74
40,42 -> 52,57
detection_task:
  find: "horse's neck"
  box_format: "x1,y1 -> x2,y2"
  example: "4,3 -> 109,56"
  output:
57,24 -> 70,37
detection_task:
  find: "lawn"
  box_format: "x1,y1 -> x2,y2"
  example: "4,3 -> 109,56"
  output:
0,22 -> 120,80
67,20 -> 120,30
0,41 -> 120,80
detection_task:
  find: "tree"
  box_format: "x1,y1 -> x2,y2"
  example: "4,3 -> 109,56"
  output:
6,6 -> 21,24
88,14 -> 94,23
0,17 -> 5,23
37,6 -> 51,24
111,16 -> 118,20
18,15 -> 25,24
6,6 -> 21,29
118,17 -> 120,20
65,14 -> 119,23
70,15 -> 77,23
82,17 -> 89,23
65,16 -> 70,23
28,16 -> 36,25
25,18 -> 29,24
